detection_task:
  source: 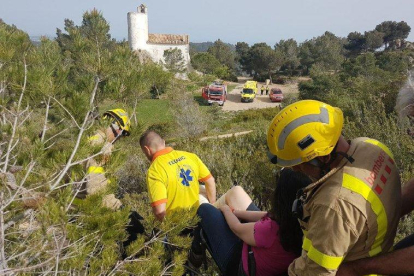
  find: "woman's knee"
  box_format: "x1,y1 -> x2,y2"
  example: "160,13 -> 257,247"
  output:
226,186 -> 252,206
228,186 -> 247,198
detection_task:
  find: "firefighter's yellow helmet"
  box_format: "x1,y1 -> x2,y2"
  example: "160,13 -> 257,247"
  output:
103,109 -> 131,136
267,100 -> 343,167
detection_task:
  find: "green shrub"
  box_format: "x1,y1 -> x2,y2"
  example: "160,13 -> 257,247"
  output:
273,76 -> 288,84
298,73 -> 343,102
376,51 -> 410,73
233,107 -> 279,123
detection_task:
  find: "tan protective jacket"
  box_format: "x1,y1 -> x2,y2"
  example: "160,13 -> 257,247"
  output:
78,129 -> 120,209
288,137 -> 401,276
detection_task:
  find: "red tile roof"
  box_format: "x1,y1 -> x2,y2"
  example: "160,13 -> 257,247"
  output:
148,34 -> 189,45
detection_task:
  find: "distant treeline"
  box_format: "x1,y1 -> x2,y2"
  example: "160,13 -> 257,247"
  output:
190,21 -> 413,82
190,41 -> 235,53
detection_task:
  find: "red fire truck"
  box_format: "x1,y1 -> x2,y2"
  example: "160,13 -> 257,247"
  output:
201,81 -> 227,106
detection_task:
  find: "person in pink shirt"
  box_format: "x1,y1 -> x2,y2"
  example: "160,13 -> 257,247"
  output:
189,168 -> 311,276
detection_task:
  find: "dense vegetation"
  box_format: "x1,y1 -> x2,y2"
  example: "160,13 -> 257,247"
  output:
0,10 -> 413,276
191,20 -> 412,82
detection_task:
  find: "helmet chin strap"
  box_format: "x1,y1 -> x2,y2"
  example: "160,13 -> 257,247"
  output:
110,123 -> 123,142
309,144 -> 338,177
308,158 -> 330,178
309,144 -> 354,178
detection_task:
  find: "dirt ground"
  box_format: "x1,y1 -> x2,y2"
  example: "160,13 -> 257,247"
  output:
222,78 -> 303,111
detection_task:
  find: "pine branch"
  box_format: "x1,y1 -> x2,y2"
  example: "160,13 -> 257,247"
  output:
50,77 -> 100,190
160,261 -> 176,276
44,128 -> 68,145
2,58 -> 27,173
17,107 -> 32,128
107,230 -> 163,275
50,97 -> 80,129
0,193 -> 9,271
0,80 -> 5,96
41,97 -> 51,143
1,162 -> 36,211
1,256 -> 55,274
3,209 -> 33,231
70,143 -> 120,167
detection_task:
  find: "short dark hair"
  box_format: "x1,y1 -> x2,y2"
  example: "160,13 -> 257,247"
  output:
268,168 -> 312,256
139,130 -> 164,148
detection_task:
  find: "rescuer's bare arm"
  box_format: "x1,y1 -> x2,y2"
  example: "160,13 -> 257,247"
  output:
337,246 -> 414,276
203,176 -> 216,204
152,203 -> 166,222
401,177 -> 414,217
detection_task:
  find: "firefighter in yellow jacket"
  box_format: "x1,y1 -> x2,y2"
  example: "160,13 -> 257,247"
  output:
267,100 -> 401,276
81,108 -> 131,209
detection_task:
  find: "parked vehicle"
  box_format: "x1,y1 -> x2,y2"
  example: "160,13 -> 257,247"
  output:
202,81 -> 227,106
241,81 -> 257,102
269,88 -> 284,102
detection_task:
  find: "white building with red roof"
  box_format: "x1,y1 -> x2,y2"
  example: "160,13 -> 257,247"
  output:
127,4 -> 190,67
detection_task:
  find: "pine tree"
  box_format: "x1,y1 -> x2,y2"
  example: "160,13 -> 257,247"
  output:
0,15 -> 190,275
163,48 -> 186,74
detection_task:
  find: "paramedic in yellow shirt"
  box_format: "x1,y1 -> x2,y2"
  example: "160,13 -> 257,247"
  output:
140,130 -> 216,221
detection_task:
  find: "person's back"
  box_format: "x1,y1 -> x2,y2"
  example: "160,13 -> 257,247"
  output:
337,177 -> 414,276
289,137 -> 401,275
148,148 -> 212,214
141,130 -> 216,221
80,108 -> 130,209
266,100 -> 402,276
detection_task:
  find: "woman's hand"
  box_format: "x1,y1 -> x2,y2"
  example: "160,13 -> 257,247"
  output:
219,204 -> 232,214
220,204 -> 257,246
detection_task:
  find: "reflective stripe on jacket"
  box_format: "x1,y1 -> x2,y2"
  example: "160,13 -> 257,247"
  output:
87,166 -> 105,175
288,137 -> 401,276
88,129 -> 106,146
82,129 -> 112,197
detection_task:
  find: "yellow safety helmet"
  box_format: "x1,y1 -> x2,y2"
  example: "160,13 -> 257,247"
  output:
267,100 -> 343,167
103,109 -> 131,136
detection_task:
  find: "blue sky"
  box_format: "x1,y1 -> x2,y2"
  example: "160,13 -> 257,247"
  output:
1,0 -> 413,46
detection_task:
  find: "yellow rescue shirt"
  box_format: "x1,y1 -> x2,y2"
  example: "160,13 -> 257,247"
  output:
147,147 -> 212,214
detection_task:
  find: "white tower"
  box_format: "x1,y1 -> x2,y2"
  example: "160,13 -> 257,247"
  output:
127,4 -> 148,51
